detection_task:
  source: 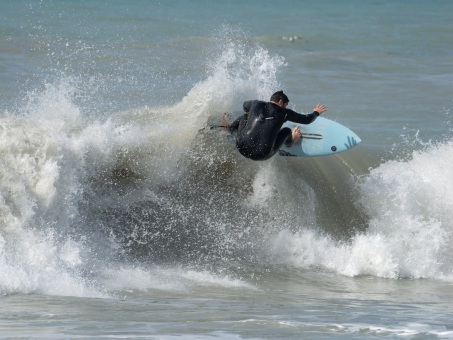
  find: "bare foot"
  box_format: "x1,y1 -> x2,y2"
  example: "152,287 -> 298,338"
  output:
221,112 -> 231,127
291,127 -> 302,145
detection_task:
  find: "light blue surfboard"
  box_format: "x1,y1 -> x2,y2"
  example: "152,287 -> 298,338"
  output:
279,116 -> 361,157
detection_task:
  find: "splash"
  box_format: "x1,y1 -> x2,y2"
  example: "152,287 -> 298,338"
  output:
170,30 -> 286,130
3,31 -> 451,299
0,31 -> 291,296
270,139 -> 453,280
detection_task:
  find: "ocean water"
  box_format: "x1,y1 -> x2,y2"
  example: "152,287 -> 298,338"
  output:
1,0 -> 453,339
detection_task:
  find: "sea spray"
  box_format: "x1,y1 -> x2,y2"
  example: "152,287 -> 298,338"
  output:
269,139 -> 453,280
5,23 -> 448,300
0,34 -> 295,295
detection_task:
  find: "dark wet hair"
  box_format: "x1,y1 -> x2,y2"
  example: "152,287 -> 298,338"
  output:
270,90 -> 289,104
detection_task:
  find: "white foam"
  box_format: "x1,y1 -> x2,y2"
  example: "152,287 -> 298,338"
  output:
102,266 -> 255,293
0,229 -> 103,297
0,36 -> 286,297
270,139 -> 453,280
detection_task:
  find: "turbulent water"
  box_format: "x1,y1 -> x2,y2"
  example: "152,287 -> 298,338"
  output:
1,1 -> 453,339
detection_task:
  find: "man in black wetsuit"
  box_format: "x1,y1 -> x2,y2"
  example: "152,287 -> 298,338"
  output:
222,91 -> 327,160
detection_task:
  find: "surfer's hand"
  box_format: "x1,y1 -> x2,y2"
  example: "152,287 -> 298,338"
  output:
292,127 -> 302,144
313,104 -> 327,114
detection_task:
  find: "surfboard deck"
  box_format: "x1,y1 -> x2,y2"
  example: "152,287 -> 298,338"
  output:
279,116 -> 361,157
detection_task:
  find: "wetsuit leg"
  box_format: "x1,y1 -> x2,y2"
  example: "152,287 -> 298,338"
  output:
230,114 -> 293,161
279,127 -> 294,148
261,127 -> 293,160
235,114 -> 256,158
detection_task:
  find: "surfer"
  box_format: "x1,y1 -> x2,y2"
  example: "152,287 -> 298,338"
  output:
222,91 -> 327,160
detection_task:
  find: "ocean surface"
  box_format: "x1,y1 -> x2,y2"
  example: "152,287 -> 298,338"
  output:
1,0 -> 453,338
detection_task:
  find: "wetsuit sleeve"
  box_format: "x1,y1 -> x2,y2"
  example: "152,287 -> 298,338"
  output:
243,100 -> 253,113
285,109 -> 319,125
227,115 -> 243,133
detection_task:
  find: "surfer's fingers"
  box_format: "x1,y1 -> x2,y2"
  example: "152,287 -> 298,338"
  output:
314,103 -> 327,113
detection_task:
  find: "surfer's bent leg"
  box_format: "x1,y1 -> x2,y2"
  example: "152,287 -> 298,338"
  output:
275,126 -> 302,149
276,127 -> 293,148
254,127 -> 292,160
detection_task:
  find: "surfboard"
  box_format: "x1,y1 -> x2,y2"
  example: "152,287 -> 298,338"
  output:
279,116 -> 361,157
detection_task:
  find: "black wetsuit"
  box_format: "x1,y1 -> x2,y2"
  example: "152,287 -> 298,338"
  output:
228,100 -> 319,160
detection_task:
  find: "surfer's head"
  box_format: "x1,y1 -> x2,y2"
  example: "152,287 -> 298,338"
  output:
270,90 -> 289,108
